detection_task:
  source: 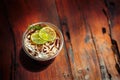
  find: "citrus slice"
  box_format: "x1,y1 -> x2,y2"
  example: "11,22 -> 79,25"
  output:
31,32 -> 47,44
39,27 -> 56,41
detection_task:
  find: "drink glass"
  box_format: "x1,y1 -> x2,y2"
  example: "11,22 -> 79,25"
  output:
22,22 -> 64,61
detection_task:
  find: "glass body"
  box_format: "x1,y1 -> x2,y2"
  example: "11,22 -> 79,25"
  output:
22,22 -> 64,61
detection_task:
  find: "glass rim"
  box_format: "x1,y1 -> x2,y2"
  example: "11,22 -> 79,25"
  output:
22,22 -> 64,61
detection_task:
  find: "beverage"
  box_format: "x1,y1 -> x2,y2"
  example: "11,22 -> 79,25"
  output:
22,22 -> 64,61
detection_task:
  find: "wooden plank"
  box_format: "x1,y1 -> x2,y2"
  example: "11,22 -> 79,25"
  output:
79,0 -> 120,79
2,0 -> 72,80
56,0 -> 102,80
111,0 -> 120,50
104,0 -> 120,76
0,0 -> 14,80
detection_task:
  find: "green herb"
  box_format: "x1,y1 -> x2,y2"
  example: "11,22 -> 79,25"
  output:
28,25 -> 42,30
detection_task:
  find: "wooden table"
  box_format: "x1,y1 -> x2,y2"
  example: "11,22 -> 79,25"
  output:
0,0 -> 120,80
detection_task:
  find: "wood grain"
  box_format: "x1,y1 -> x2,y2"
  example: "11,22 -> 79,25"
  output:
0,0 -> 15,80
56,0 -> 120,80
56,0 -> 102,80
77,0 -> 120,79
105,0 -> 120,78
1,0 -> 72,80
0,0 -> 120,80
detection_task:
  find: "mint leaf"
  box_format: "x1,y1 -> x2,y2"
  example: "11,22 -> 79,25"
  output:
28,25 -> 42,30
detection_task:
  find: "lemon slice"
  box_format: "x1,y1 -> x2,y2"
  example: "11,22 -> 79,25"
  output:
31,32 -> 47,44
39,27 -> 56,41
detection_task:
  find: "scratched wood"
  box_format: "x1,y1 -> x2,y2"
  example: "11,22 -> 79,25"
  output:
56,0 -> 120,80
1,0 -> 72,80
79,0 -> 120,80
107,0 -> 120,76
80,0 -> 120,80
56,0 -> 102,80
111,0 -> 120,52
1,0 -> 120,80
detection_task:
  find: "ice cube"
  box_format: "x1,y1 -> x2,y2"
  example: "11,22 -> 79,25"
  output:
52,47 -> 58,53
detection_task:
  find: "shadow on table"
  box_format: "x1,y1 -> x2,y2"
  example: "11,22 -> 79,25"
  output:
19,48 -> 55,72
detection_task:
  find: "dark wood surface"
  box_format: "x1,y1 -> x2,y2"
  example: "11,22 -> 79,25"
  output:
0,0 -> 120,80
